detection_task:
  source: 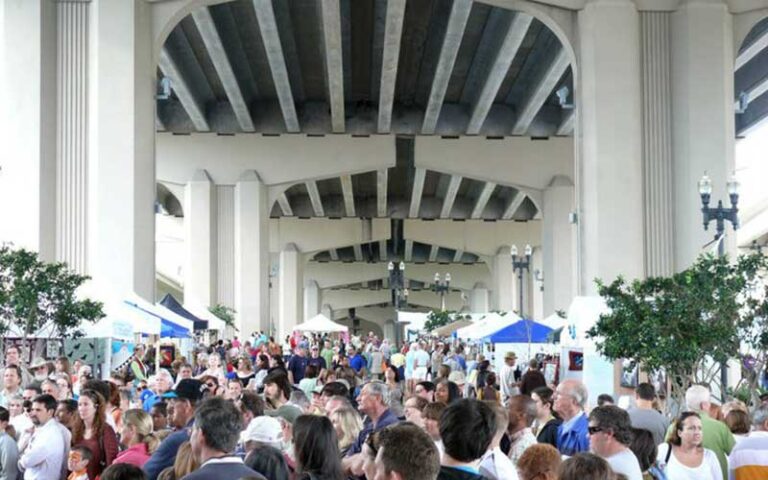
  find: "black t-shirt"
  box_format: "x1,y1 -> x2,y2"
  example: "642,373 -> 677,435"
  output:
288,355 -> 309,383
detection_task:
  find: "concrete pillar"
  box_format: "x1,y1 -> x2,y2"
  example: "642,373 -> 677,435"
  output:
470,283 -> 490,313
531,247 -> 544,321
543,176 -> 576,316
184,169 -> 215,307
278,243 -> 303,339
577,0 -> 645,293
321,304 -> 333,321
234,171 -> 269,335
303,279 -> 320,320
492,247 -> 514,311
671,1 -> 735,268
88,0 -> 155,299
55,0 -> 90,273
0,0 -> 57,259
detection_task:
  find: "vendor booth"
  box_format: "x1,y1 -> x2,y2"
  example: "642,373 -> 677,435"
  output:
293,314 -> 348,333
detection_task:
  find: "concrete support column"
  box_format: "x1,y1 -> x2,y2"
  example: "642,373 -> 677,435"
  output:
543,176 -> 576,315
0,0 -> 57,259
577,0 -> 645,292
304,279 -> 320,320
184,169 -> 216,307
278,244 -> 303,339
88,0 -> 155,299
671,1 -> 735,268
641,12 -> 675,276
234,171 -> 269,335
55,0 -> 90,273
470,283 -> 490,313
321,304 -> 333,321
531,247 -> 544,321
492,247 -> 514,311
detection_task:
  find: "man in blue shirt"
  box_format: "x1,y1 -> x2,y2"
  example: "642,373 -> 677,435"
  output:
143,379 -> 204,480
553,379 -> 590,456
348,346 -> 366,374
287,346 -> 308,385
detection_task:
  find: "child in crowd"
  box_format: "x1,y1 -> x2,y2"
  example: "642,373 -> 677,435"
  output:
68,445 -> 93,480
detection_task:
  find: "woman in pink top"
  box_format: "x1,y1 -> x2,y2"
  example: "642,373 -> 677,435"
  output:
113,409 -> 159,467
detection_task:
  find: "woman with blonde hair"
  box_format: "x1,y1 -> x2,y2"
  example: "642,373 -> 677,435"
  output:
157,441 -> 199,480
329,407 -> 363,457
113,409 -> 159,467
72,389 -> 119,479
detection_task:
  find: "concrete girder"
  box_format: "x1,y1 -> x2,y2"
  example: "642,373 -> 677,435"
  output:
377,0 -> 406,133
379,239 -> 388,261
737,208 -> 768,246
405,289 -> 465,311
340,174 -> 356,217
414,136 -> 572,193
502,191 -> 527,220
440,175 -> 463,219
471,182 -> 497,219
405,263 -> 492,291
191,7 -> 255,132
467,13 -> 533,135
404,219 -> 540,257
329,249 -> 339,261
353,244 -> 364,262
556,109 -> 575,136
319,0 -> 345,133
736,29 -> 768,71
322,289 -> 390,311
306,262 -> 387,289
270,218 -> 390,254
158,47 -> 210,131
277,193 -> 293,216
305,180 -> 326,217
453,249 -> 464,263
252,0 -> 300,132
377,169 -> 389,217
421,0 -> 473,135
404,239 -> 414,262
409,168 -> 426,218
735,75 -> 768,108
428,245 -> 439,262
512,48 -> 570,135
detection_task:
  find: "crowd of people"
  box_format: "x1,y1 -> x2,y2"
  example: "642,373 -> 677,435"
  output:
0,333 -> 766,480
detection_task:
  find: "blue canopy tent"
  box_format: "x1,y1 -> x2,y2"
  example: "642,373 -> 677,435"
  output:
123,299 -> 192,338
160,294 -> 208,331
484,319 -> 553,344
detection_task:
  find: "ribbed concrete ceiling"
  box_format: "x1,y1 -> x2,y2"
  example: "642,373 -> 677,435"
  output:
736,17 -> 768,137
157,0 -> 575,136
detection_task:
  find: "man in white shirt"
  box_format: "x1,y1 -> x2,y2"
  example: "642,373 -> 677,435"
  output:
480,403 -> 518,479
18,394 -> 66,480
588,405 -> 643,480
499,352 -> 519,404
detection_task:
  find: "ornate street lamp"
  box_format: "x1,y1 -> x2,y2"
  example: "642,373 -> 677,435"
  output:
432,273 -> 451,311
698,172 -> 739,398
388,261 -> 408,310
512,244 -> 533,356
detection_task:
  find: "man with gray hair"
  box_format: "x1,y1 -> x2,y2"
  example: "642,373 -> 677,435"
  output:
666,384 -> 734,479
553,379 -> 590,456
729,404 -> 768,480
342,381 -> 399,475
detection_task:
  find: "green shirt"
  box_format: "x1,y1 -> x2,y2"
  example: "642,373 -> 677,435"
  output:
666,412 -> 734,480
321,348 -> 334,369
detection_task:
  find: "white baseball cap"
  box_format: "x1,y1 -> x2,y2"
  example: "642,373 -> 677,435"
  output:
240,416 -> 282,448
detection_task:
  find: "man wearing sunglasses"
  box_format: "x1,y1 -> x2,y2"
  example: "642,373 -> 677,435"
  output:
587,405 -> 643,480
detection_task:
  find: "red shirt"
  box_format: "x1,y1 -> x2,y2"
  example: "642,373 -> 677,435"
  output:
113,442 -> 151,468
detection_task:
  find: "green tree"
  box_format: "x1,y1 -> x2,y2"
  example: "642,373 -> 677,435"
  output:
587,253 -> 768,412
0,246 -> 104,352
425,310 -> 453,332
209,304 -> 238,331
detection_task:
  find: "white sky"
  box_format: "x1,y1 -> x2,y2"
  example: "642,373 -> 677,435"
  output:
735,120 -> 768,246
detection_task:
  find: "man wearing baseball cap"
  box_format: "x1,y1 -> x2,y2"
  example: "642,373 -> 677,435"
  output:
143,378 -> 205,480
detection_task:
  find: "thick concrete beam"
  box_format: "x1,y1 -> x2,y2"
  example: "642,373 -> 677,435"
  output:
277,193 -> 293,216
440,175 -> 462,218
377,169 -> 389,217
253,0 -> 300,132
158,47 -> 210,131
556,109 -> 575,135
405,219 -> 540,257
414,136 -> 572,191
340,174 -> 356,217
502,191 -> 527,220
421,0 -> 473,134
467,13 -> 533,134
428,245 -> 439,262
270,217 -> 391,254
471,182 -> 497,219
322,289 -> 390,311
329,249 -> 339,261
306,262 -> 387,288
736,74 -> 768,108
512,48 -> 570,135
319,0 -> 345,132
453,249 -> 464,263
305,180 -> 325,217
404,239 -> 414,262
192,7 -> 254,132
735,29 -> 768,71
377,0 -> 406,133
409,168 -> 426,218
379,239 -> 388,261
353,244 -> 364,262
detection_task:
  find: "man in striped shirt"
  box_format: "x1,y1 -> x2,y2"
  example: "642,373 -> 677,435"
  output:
729,404 -> 768,480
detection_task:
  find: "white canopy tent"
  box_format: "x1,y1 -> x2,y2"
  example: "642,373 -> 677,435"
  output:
455,312 -> 521,340
397,311 -> 429,332
293,314 -> 348,333
540,312 -> 567,331
124,294 -> 193,337
183,301 -> 226,332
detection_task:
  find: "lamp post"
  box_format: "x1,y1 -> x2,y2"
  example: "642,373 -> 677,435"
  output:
698,172 -> 740,399
433,273 -> 451,311
388,261 -> 409,311
512,244 -> 533,356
